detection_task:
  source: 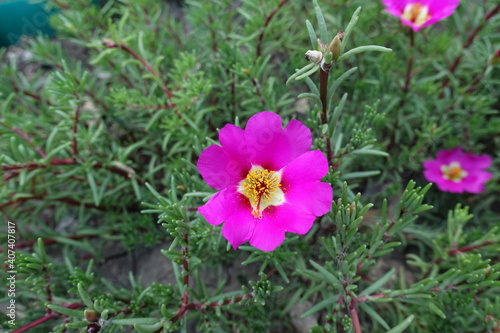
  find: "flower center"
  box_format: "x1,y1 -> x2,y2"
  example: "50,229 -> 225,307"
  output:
441,162 -> 468,182
402,3 -> 431,26
238,166 -> 285,219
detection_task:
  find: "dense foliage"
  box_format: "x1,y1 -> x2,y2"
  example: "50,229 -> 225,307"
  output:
1,0 -> 499,332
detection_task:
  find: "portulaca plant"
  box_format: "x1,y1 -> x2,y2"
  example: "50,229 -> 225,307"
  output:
1,0 -> 499,332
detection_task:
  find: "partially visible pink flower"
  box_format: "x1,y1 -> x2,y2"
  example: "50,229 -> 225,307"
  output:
382,0 -> 460,32
423,147 -> 492,193
197,112 -> 332,251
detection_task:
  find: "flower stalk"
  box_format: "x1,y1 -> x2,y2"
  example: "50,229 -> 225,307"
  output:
319,66 -> 334,167
319,30 -> 344,168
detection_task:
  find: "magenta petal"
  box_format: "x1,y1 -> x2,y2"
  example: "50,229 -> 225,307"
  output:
400,18 -> 423,31
286,181 -> 333,216
197,145 -> 245,190
222,207 -> 256,249
427,0 -> 460,17
249,222 -> 285,251
281,150 -> 332,216
244,112 -> 312,170
436,148 -> 462,164
423,169 -> 443,184
250,203 -> 318,251
434,179 -> 465,193
277,203 -> 317,235
282,150 -> 329,184
197,112 -> 335,250
244,111 -> 283,149
222,193 -> 257,249
219,124 -> 251,164
422,147 -> 492,194
249,211 -> 287,251
383,0 -> 459,31
461,171 -> 493,194
423,160 -> 444,183
382,0 -> 409,11
284,119 -> 313,160
198,187 -> 242,225
244,112 -> 290,169
199,187 -> 256,249
460,153 -> 492,171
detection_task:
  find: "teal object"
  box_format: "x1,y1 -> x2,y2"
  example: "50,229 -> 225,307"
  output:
0,0 -> 55,47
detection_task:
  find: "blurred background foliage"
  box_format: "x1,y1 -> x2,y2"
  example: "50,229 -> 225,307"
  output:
0,0 -> 499,332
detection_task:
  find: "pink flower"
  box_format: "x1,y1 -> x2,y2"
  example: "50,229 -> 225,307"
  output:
423,147 -> 492,194
197,112 -> 332,251
382,0 -> 460,32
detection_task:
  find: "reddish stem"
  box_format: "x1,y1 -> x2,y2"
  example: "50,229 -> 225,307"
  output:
22,90 -> 53,106
2,158 -> 140,183
201,293 -> 254,309
0,194 -> 105,211
10,81 -> 54,107
349,298 -> 362,333
449,240 -> 494,256
180,235 -> 190,319
441,4 -> 500,90
168,293 -> 254,324
103,40 -> 175,101
433,240 -> 495,264
255,0 -> 290,58
319,66 -> 334,168
10,303 -> 83,333
0,122 -> 47,158
0,234 -> 99,253
164,236 -> 258,326
2,158 -> 75,171
383,218 -> 398,242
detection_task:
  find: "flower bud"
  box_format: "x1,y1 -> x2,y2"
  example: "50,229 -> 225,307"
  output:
317,38 -> 327,52
304,50 -> 323,64
84,308 -> 100,322
102,39 -> 117,48
327,30 -> 344,62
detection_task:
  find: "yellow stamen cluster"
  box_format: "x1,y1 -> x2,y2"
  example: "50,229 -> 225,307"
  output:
402,3 -> 431,26
241,168 -> 282,219
243,169 -> 281,204
441,162 -> 467,182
